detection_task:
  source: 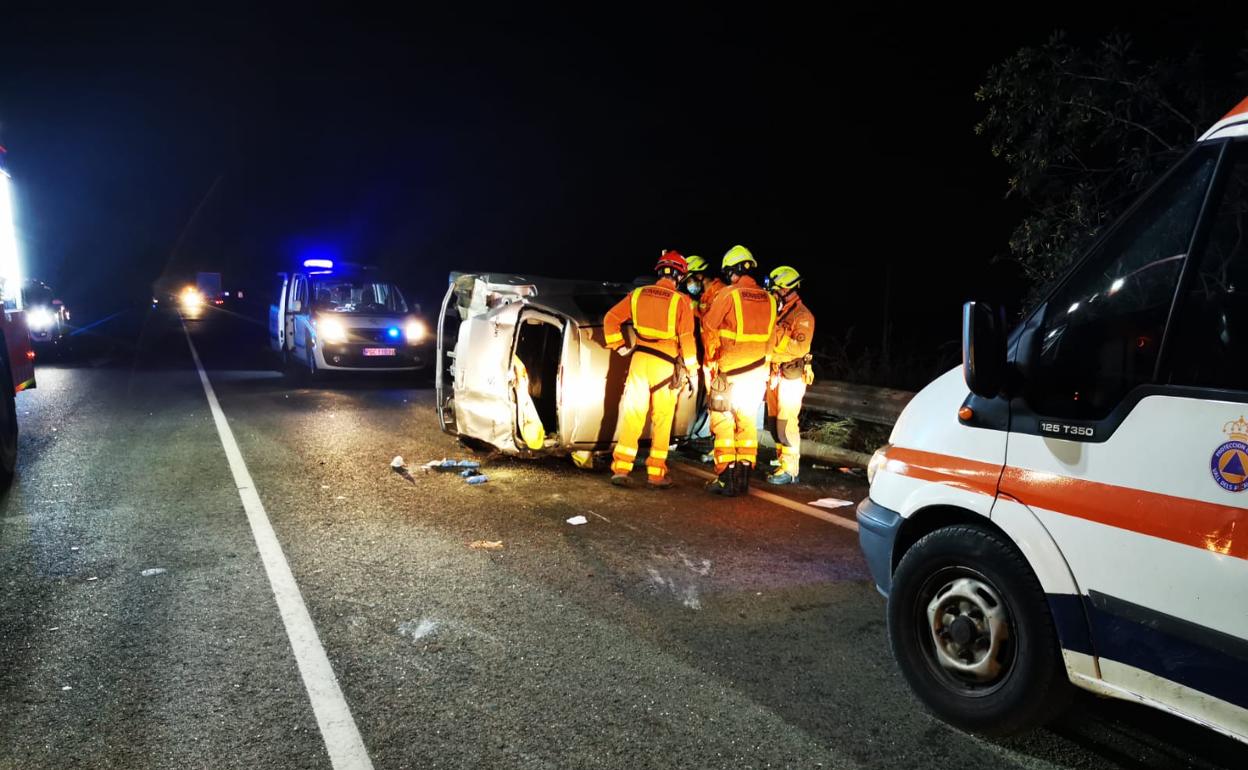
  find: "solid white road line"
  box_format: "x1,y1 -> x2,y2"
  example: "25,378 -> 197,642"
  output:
677,463 -> 860,533
183,324 -> 374,770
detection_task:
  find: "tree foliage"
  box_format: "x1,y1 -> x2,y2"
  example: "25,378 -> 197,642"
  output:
976,32 -> 1246,288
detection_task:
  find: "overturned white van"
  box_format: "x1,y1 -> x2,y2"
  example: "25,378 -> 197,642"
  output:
435,272 -> 701,456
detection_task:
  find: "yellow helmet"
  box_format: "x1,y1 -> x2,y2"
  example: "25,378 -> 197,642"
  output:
768,265 -> 801,291
685,254 -> 708,273
721,244 -> 756,271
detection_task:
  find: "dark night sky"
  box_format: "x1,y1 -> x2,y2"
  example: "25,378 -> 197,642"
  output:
2,6 -> 1247,374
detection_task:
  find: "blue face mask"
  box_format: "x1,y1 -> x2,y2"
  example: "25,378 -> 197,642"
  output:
684,277 -> 703,297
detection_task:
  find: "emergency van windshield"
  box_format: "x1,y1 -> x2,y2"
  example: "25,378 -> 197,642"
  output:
310,279 -> 408,314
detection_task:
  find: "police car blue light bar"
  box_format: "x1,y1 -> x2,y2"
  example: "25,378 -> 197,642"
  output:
303,258 -> 334,269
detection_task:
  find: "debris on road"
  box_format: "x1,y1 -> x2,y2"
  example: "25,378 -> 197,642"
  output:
465,475 -> 489,485
424,458 -> 481,472
469,540 -> 503,550
70,546 -> 80,552
566,515 -> 588,526
390,456 -> 416,484
397,618 -> 439,642
570,450 -> 593,469
140,568 -> 167,577
809,498 -> 855,509
61,686 -> 72,691
86,577 -> 98,582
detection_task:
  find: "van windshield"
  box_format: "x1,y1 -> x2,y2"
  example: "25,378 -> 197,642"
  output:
311,279 -> 408,313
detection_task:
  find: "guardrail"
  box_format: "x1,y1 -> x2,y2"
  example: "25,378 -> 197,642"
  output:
803,380 -> 916,425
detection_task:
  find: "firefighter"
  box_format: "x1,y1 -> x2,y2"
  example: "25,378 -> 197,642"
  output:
764,265 -> 815,485
702,245 -> 777,496
683,255 -> 726,318
603,251 -> 698,488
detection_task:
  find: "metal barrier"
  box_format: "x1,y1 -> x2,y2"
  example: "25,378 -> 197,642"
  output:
803,380 -> 916,425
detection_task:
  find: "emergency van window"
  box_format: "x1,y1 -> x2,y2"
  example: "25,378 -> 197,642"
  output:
1026,145 -> 1219,420
311,280 -> 408,313
1167,142 -> 1248,390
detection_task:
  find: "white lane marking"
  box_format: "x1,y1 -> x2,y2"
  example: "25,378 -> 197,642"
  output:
676,463 -> 860,533
183,323 -> 374,770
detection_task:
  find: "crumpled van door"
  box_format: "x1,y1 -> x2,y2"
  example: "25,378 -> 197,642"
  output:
449,292 -> 523,450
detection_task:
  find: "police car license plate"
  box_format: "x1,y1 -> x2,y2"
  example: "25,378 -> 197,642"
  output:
363,347 -> 396,357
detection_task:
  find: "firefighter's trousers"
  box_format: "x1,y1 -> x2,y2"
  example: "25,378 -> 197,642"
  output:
709,366 -> 769,474
611,353 -> 677,481
766,374 -> 807,476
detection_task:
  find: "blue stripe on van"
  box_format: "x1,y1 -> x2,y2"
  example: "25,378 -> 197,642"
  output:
1051,591 -> 1248,711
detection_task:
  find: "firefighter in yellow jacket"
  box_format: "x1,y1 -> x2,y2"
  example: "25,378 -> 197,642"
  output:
765,265 -> 815,485
603,251 -> 698,488
702,245 -> 777,496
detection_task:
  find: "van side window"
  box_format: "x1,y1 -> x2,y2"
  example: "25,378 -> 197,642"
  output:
1166,143 -> 1248,390
1025,146 -> 1220,420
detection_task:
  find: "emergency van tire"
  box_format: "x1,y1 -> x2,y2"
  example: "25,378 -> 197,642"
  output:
0,349 -> 17,488
888,524 -> 1071,736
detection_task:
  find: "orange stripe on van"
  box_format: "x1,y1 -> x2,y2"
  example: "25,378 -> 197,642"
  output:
1221,95 -> 1248,121
1000,467 -> 1248,561
884,446 -> 1247,560
884,447 -> 1001,497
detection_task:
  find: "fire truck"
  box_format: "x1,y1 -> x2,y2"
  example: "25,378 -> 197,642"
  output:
0,146 -> 39,488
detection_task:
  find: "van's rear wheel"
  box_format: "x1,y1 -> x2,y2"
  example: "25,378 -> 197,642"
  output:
887,524 -> 1071,736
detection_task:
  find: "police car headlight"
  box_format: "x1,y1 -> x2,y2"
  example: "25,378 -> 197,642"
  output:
405,319 -> 427,343
867,443 -> 892,485
317,316 -> 349,344
27,308 -> 54,331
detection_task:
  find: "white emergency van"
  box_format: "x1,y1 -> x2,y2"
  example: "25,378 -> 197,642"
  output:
858,97 -> 1248,743
270,260 -> 432,379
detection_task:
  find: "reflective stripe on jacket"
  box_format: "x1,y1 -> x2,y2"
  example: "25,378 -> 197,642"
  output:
603,278 -> 697,368
770,294 -> 814,364
702,276 -> 776,369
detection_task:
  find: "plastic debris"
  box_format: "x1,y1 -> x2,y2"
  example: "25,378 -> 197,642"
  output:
70,547 -> 80,552
466,475 -> 489,485
809,498 -> 855,510
391,457 -> 416,484
469,540 -> 503,550
61,686 -> 72,691
425,458 -> 481,471
460,469 -> 479,478
566,515 -> 588,526
140,568 -> 167,577
86,577 -> 98,582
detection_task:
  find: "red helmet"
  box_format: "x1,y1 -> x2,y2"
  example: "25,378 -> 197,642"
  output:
656,249 -> 688,277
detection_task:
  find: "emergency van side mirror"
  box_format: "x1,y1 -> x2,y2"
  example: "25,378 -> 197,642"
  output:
963,301 -> 1006,398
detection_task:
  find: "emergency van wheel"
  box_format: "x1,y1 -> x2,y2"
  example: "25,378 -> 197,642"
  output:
887,524 -> 1071,736
0,350 -> 17,488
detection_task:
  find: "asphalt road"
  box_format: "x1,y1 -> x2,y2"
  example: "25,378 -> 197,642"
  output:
0,304 -> 1245,769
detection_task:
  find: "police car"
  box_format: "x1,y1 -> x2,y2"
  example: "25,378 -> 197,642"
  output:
858,97 -> 1248,742
269,259 -> 432,379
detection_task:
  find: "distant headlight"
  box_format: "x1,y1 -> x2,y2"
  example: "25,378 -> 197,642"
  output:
27,307 -> 54,331
180,288 -> 204,310
317,316 -> 349,344
405,319 -> 428,343
867,443 -> 892,485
